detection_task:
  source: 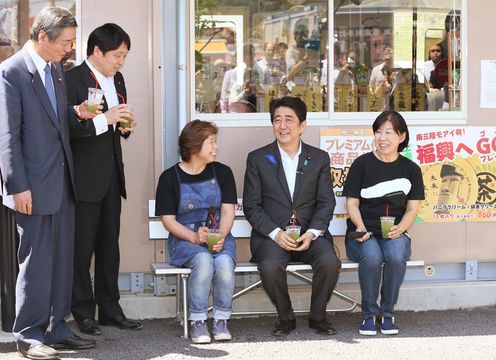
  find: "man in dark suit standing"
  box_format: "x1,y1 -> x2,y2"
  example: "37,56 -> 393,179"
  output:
65,23 -> 141,336
0,6 -> 96,359
243,96 -> 341,336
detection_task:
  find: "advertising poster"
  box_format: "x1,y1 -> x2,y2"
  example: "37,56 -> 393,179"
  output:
408,127 -> 496,222
320,128 -> 374,234
321,127 -> 496,225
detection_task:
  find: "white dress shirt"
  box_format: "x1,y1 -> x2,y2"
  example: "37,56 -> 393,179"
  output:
85,59 -> 119,135
268,141 -> 322,242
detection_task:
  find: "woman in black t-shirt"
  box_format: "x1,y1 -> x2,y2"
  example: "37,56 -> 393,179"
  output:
342,111 -> 424,337
155,120 -> 237,344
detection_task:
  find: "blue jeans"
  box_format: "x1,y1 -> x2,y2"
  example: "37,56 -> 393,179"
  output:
346,234 -> 411,320
183,252 -> 235,321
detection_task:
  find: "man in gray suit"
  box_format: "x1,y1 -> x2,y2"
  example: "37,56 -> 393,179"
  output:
243,96 -> 340,336
0,6 -> 95,360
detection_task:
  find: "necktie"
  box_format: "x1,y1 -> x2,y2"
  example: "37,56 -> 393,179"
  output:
44,64 -> 58,117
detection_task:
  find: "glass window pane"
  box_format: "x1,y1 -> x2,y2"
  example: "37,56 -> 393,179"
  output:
194,0 -> 329,114
0,1 -> 77,68
333,0 -> 461,112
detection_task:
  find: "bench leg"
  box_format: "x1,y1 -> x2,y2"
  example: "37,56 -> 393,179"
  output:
181,274 -> 189,339
175,274 -> 181,322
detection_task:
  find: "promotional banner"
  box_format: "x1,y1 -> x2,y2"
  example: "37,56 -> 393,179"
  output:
408,127 -> 496,222
321,127 -> 496,224
320,128 -> 374,234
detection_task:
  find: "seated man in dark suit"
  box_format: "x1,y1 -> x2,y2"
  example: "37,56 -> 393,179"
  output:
243,96 -> 341,336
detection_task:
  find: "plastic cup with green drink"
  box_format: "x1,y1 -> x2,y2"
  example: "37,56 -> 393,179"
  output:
87,88 -> 104,114
380,216 -> 395,238
285,225 -> 301,247
207,229 -> 222,253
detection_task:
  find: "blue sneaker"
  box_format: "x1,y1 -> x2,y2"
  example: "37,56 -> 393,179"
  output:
213,319 -> 232,341
359,317 -> 376,336
380,316 -> 399,335
190,320 -> 211,343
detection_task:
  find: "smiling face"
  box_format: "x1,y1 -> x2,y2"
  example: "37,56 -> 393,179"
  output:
91,42 -> 129,77
37,27 -> 76,63
374,120 -> 406,158
195,134 -> 218,164
272,106 -> 306,149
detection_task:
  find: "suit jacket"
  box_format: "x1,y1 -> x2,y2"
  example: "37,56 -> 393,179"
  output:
243,140 -> 336,257
65,61 -> 129,202
0,45 -> 77,214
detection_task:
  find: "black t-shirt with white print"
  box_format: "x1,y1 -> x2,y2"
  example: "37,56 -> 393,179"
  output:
342,152 -> 425,237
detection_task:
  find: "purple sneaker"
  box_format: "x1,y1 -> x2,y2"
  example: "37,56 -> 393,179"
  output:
213,320 -> 232,341
190,320 -> 211,343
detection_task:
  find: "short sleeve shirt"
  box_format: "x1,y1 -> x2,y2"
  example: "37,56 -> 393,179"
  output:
155,162 -> 237,216
342,152 -> 425,235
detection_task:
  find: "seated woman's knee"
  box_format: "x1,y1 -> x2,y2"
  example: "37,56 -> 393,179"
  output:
190,252 -> 214,273
214,255 -> 235,279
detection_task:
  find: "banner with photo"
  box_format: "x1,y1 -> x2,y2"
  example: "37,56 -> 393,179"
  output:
320,127 -> 496,224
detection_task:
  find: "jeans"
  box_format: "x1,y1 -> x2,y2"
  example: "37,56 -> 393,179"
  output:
346,234 -> 411,320
183,252 -> 235,321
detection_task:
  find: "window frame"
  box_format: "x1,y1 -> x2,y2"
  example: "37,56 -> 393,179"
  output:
187,0 -> 467,128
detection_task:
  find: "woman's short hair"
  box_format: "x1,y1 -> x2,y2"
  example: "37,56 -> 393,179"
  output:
179,120 -> 218,162
372,110 -> 410,152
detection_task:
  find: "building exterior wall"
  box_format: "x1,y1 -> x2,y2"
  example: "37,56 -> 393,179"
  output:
77,0 -> 496,273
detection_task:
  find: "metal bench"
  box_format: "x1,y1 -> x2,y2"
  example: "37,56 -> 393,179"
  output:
148,200 -> 424,338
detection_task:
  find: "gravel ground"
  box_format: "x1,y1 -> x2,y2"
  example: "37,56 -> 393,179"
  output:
1,306 -> 496,360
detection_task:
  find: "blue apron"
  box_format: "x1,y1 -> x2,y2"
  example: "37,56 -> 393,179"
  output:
168,164 -> 236,267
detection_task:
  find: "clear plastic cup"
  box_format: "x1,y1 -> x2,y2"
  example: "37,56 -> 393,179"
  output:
87,88 -> 104,114
207,229 -> 222,253
286,225 -> 301,247
380,216 -> 395,238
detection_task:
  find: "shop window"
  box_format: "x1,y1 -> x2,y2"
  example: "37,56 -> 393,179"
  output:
0,0 -> 77,69
194,0 -> 329,114
334,0 -> 462,113
192,0 -> 463,117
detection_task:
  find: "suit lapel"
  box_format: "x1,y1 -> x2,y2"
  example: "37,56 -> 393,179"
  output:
269,141 -> 292,204
23,48 -> 60,129
114,73 -> 126,104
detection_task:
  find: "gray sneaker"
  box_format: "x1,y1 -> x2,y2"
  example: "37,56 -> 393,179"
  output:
190,320 -> 211,344
213,319 -> 232,341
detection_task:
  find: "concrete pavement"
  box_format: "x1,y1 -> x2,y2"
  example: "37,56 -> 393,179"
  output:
1,306 -> 496,360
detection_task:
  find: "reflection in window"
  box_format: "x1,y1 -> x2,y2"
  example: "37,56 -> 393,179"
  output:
194,0 -> 329,114
334,0 -> 461,112
0,0 -> 76,68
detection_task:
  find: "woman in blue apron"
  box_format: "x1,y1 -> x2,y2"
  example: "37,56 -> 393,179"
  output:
155,120 -> 237,344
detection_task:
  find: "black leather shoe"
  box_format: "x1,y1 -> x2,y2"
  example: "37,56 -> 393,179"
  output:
51,335 -> 96,350
272,319 -> 296,336
309,318 -> 337,335
76,318 -> 101,335
99,314 -> 143,330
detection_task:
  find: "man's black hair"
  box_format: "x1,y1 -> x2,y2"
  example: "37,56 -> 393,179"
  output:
87,23 -> 130,57
269,96 -> 307,124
